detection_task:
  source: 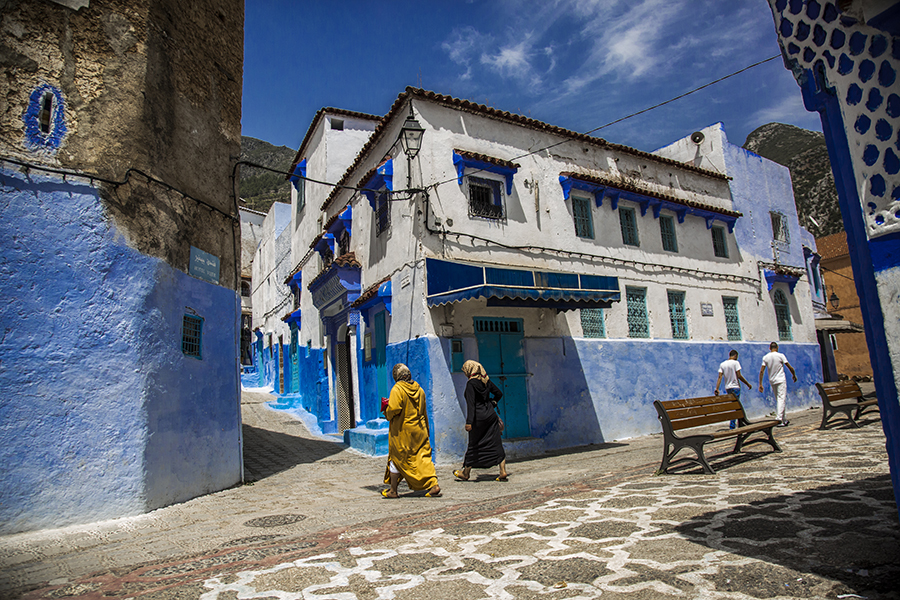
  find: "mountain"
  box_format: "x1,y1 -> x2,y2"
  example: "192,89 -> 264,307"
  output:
239,136 -> 296,214
742,123 -> 843,238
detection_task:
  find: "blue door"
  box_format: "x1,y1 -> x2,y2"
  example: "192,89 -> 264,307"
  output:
290,325 -> 299,394
474,317 -> 530,439
374,311 -> 389,402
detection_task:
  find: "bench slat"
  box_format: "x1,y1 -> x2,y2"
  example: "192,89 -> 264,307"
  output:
665,399 -> 743,421
670,410 -> 744,431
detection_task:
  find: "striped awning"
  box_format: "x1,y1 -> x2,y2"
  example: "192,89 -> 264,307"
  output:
425,258 -> 619,310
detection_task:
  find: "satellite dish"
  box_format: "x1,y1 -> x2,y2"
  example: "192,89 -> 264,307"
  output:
690,131 -> 705,144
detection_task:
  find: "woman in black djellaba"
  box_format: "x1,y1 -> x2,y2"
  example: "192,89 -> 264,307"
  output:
453,360 -> 509,482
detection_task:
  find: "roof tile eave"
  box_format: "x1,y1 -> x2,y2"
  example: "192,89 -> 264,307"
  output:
561,171 -> 741,218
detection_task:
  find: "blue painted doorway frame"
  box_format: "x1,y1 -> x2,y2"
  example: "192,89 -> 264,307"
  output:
374,310 -> 389,402
474,317 -> 530,439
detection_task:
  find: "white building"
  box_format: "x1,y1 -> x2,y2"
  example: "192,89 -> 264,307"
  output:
261,88 -> 822,462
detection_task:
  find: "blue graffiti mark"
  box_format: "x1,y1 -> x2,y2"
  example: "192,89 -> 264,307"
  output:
24,84 -> 67,153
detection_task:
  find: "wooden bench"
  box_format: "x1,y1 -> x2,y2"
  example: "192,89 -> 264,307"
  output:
654,394 -> 782,475
815,381 -> 879,429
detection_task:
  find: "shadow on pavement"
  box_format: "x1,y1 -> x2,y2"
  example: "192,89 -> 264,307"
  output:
676,474 -> 900,599
242,423 -> 347,481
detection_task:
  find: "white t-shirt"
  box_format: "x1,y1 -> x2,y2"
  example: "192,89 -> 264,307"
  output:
718,359 -> 742,390
762,351 -> 788,384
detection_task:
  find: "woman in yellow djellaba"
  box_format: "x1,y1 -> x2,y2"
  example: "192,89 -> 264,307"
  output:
381,363 -> 441,498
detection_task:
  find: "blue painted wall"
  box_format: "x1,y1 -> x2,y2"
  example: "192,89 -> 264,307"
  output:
0,166 -> 242,534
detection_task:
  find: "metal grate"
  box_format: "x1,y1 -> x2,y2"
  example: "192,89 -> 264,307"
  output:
468,176 -> 504,220
660,215 -> 678,252
774,289 -> 793,341
722,296 -> 741,341
336,343 -> 353,432
182,314 -> 203,359
626,287 -> 649,338
667,290 -> 688,340
474,317 -> 521,333
375,192 -> 391,236
572,196 -> 594,239
581,308 -> 605,338
619,207 -> 639,247
711,226 -> 728,258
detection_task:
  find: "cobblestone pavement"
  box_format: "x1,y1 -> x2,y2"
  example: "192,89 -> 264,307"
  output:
1,390 -> 898,599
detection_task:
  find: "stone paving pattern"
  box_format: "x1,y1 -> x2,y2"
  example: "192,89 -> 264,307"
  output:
1,389 -> 898,599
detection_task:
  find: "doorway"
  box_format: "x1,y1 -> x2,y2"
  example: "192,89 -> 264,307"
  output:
336,328 -> 355,432
474,317 -> 530,439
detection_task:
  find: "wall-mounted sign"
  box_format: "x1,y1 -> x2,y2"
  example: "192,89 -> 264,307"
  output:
189,246 -> 220,284
700,302 -> 714,317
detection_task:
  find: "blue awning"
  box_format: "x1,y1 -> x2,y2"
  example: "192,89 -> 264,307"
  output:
425,258 -> 620,309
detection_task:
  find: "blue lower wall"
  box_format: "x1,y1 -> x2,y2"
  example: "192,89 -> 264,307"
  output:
426,336 -> 822,464
0,166 -> 242,534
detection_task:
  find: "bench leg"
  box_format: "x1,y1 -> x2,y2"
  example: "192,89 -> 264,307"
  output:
657,441 -> 715,475
734,430 -> 782,453
819,409 -> 832,430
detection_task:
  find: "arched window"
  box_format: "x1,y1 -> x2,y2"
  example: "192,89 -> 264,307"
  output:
774,289 -> 792,341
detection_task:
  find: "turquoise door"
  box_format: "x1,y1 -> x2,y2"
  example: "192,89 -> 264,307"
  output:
374,311 -> 389,402
474,317 -> 530,439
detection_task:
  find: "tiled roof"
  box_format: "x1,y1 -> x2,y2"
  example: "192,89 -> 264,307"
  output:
453,149 -> 521,170
351,276 -> 391,308
816,231 -> 849,260
321,87 -> 730,213
306,252 -> 361,290
560,171 -> 742,218
286,107 -> 383,179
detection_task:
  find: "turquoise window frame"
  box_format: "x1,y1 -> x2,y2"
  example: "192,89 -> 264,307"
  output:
626,287 -> 649,338
620,207 -> 640,247
667,290 -> 688,340
581,308 -> 605,338
572,195 -> 594,239
723,296 -> 742,341
660,215 -> 678,252
711,225 -> 729,258
774,289 -> 793,341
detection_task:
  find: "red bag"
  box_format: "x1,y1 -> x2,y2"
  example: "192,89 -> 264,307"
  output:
381,397 -> 389,414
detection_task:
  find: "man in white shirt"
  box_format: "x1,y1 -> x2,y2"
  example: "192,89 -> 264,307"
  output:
759,342 -> 798,426
715,349 -> 752,429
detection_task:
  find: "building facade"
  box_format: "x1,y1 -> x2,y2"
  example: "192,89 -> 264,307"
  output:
0,0 -> 244,534
766,0 -> 900,520
259,88 -> 822,463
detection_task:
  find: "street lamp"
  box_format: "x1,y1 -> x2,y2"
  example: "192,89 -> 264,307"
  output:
829,287 -> 840,310
398,105 -> 424,159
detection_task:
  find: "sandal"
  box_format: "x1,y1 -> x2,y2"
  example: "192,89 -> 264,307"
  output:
425,486 -> 442,497
381,489 -> 399,499
496,476 -> 509,482
453,469 -> 469,481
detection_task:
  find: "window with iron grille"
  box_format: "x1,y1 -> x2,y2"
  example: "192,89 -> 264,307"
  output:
770,211 -> 789,244
581,308 -> 605,338
619,207 -> 639,247
467,176 -> 504,220
659,215 -> 678,252
667,290 -> 688,340
182,314 -> 203,359
774,289 -> 792,341
711,225 -> 728,258
626,287 -> 649,338
293,287 -> 300,310
572,195 -> 594,239
722,296 -> 741,341
375,191 -> 391,236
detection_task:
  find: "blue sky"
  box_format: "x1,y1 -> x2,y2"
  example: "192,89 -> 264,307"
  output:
242,0 -> 823,154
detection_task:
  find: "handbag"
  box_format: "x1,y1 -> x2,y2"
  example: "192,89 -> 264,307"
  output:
381,397 -> 389,414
